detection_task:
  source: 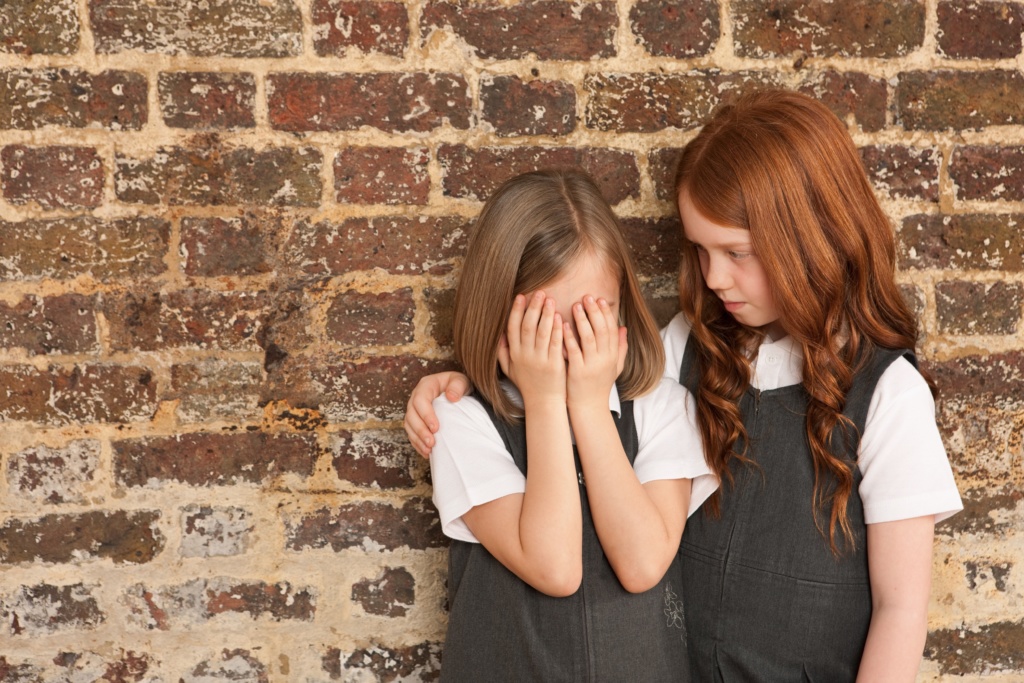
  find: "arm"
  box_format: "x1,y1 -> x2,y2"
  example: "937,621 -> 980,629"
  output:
404,372 -> 471,457
462,292 -> 582,597
856,515 -> 935,682
566,296 -> 691,594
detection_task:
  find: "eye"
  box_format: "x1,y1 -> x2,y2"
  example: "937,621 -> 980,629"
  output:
728,250 -> 751,260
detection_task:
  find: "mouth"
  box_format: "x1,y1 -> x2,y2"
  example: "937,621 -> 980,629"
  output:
722,301 -> 745,312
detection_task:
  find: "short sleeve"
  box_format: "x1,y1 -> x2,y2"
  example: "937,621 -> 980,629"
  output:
660,313 -> 692,381
429,396 -> 526,543
632,377 -> 718,518
858,358 -> 963,525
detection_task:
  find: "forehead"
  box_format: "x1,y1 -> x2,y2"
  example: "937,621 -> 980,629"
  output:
678,195 -> 751,247
540,252 -> 620,299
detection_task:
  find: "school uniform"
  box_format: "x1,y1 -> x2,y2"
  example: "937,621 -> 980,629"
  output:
661,313 -> 962,682
430,378 -> 715,682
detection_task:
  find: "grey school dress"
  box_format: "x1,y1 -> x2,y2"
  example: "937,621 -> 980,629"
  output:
440,400 -> 690,682
677,338 -> 915,682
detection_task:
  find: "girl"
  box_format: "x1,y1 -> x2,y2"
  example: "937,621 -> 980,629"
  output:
430,169 -> 714,682
406,91 -> 962,682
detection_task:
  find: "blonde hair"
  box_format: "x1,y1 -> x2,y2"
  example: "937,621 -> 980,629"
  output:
454,169 -> 664,422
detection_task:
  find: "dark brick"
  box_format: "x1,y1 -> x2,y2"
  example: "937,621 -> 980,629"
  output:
332,429 -> 424,489
925,619 -> 1024,675
645,294 -> 681,330
899,214 -> 1024,271
0,511 -> 162,565
860,145 -> 941,201
938,1 -> 1024,60
113,432 -> 318,488
927,350 -> 1024,403
284,215 -> 469,278
7,439 -> 100,505
0,364 -> 156,425
181,214 -> 278,277
0,293 -> 97,355
964,560 -> 1012,592
650,148 -> 684,202
897,70 -> 1024,131
899,283 -> 926,327
0,584 -> 102,636
169,360 -> 263,422
938,486 -> 1022,536
0,69 -> 146,130
90,0 -> 301,57
352,567 -> 414,617
439,144 -> 639,204
115,145 -> 321,207
285,498 -> 444,552
312,0 -> 409,57
621,217 -> 683,279
630,0 -> 718,58
0,0 -> 79,55
0,655 -> 40,680
424,287 -> 455,348
43,651 -> 152,682
936,281 -> 1023,335
104,289 -> 268,352
421,0 -> 616,60
0,217 -> 168,282
325,643 -> 443,681
267,72 -> 470,133
480,76 -> 576,137
159,72 -> 256,129
1,145 -> 103,209
732,0 -> 924,58
935,402 -> 1023,482
181,505 -> 254,558
334,147 -> 429,205
182,650 -> 267,683
951,146 -> 1024,202
326,289 -> 415,347
797,71 -> 889,133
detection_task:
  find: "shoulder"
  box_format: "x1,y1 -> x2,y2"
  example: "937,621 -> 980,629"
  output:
660,312 -> 692,379
867,355 -> 934,418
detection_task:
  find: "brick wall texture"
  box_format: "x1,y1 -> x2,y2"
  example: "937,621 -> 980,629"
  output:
0,0 -> 1021,680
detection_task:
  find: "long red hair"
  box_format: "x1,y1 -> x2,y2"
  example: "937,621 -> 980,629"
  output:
674,89 -> 933,553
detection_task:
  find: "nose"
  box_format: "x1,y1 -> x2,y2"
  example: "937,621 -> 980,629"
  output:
702,253 -> 731,292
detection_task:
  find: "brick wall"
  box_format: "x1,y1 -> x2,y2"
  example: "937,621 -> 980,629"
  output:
0,0 -> 1020,680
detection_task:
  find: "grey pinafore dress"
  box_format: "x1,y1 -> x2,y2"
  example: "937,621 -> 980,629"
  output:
677,338 -> 916,681
441,400 -> 689,682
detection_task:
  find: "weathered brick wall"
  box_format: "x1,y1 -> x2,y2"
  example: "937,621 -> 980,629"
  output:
0,0 -> 1020,680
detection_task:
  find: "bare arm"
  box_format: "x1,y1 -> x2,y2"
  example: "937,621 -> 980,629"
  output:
566,296 -> 690,594
462,293 -> 582,597
856,515 -> 935,682
404,372 -> 471,457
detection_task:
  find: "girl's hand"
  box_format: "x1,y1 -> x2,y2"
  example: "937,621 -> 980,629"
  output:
404,371 -> 471,457
564,295 -> 627,409
501,292 -> 566,407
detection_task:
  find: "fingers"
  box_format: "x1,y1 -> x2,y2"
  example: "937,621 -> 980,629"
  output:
445,372 -> 472,402
572,296 -> 617,357
506,294 -> 526,357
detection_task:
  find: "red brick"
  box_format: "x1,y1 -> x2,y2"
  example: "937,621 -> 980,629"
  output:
927,351 -> 1024,403
113,432 -> 319,488
0,0 -> 79,55
0,510 -> 163,564
797,70 -> 889,132
36,651 -> 152,682
951,146 -> 1024,202
0,364 -> 156,425
732,0 -> 924,58
860,145 -> 941,201
267,72 -> 470,133
925,620 -> 1024,675
312,0 -> 409,57
7,439 -> 100,505
0,217 -> 169,282
326,289 -> 415,347
284,215 -> 469,277
168,360 -> 263,422
181,505 -> 254,558
620,216 -> 683,279
935,402 -> 1023,482
439,144 -> 639,204
897,70 -> 1024,130
90,0 -> 301,57
0,655 -> 40,679
938,486 -> 1021,536
0,69 -> 146,130
424,286 -> 455,349
183,650 -> 267,683
181,214 -> 278,277
332,429 -> 425,490
284,498 -> 445,552
938,1 -> 1024,60
650,148 -> 684,202
900,284 -> 926,327
1,145 -> 103,209
0,293 -> 97,355
480,76 -> 576,137
324,643 -> 443,680
104,289 -> 268,352
899,214 -> 1024,271
936,281 -> 1023,335
115,145 -> 321,207
1,584 -> 102,636
159,72 -> 256,129
630,0 -> 718,58
352,567 -> 414,617
334,147 -> 430,205
421,0 -> 616,60
646,293 -> 681,330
